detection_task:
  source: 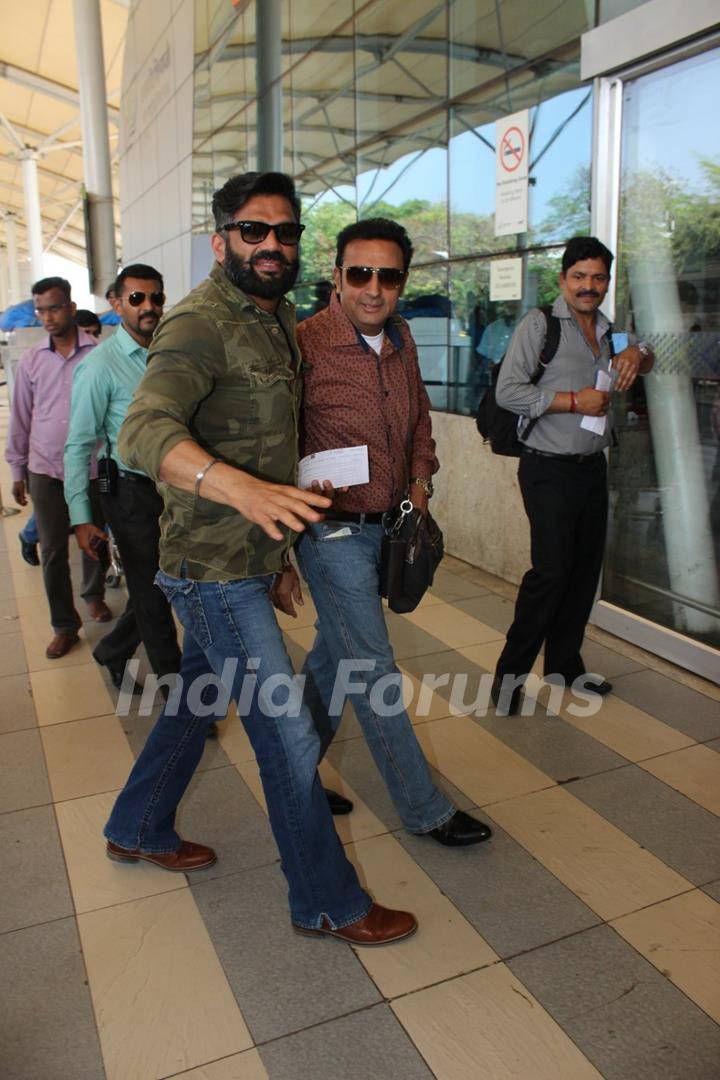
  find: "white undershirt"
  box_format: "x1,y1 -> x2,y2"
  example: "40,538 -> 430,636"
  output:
361,330 -> 385,355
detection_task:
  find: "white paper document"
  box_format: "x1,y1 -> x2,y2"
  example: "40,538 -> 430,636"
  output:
298,445 -> 369,489
580,369 -> 613,435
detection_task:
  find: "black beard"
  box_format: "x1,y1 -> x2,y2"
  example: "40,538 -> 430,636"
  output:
223,246 -> 299,299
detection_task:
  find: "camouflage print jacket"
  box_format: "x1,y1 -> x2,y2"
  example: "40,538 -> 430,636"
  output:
118,262 -> 301,582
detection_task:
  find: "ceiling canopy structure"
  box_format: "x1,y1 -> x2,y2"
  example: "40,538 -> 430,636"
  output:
192,0 -> 587,219
0,0 -> 128,268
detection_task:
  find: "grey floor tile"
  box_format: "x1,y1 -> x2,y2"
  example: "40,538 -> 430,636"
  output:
0,918 -> 105,1080
567,765 -> 720,885
398,814 -> 600,958
454,591 -> 515,633
180,765 -> 279,881
0,632 -> 27,677
611,669 -> 720,743
0,672 -> 36,733
327,735 -> 474,835
474,709 -> 628,783
401,646 -> 488,693
0,729 -> 51,814
427,566 -> 489,602
701,879 -> 720,902
705,738 -> 720,753
0,805 -> 73,933
120,706 -> 232,772
259,1003 -> 434,1080
385,615 -> 451,661
191,864 -> 381,1042
581,639 -> 647,679
508,924 -> 720,1080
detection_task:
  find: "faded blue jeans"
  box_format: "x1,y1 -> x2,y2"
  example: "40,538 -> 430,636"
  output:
105,570 -> 370,929
295,520 -> 454,834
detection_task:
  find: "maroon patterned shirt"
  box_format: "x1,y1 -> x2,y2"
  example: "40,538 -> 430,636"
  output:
297,293 -> 438,513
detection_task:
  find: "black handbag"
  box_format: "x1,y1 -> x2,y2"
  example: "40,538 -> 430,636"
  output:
379,499 -> 444,613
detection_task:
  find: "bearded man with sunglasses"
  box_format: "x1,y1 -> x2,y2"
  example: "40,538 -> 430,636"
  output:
105,173 -> 417,946
275,218 -> 492,849
64,264 -> 181,694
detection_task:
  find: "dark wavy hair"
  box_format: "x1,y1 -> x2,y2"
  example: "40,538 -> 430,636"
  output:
32,276 -> 71,301
562,236 -> 614,275
114,264 -> 164,296
212,172 -> 301,230
335,218 -> 414,272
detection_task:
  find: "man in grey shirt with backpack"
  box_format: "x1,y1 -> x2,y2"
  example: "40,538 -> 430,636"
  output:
492,236 -> 654,714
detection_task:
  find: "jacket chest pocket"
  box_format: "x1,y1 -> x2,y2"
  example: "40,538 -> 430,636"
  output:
216,371 -> 296,438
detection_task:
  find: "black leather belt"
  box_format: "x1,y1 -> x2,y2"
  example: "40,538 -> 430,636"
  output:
326,510 -> 385,524
117,469 -> 155,486
521,448 -> 605,464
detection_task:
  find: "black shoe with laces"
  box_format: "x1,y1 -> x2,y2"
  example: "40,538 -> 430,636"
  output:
428,810 -> 492,847
19,534 -> 40,566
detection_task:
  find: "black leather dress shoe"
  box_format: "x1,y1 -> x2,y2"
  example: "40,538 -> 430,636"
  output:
428,810 -> 492,846
579,678 -> 613,696
100,659 -> 144,695
19,534 -> 40,566
491,675 -> 522,716
325,788 -> 354,815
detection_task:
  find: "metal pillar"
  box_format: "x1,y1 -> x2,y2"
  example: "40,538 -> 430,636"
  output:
20,151 -> 44,282
4,212 -> 21,303
73,0 -> 116,303
256,0 -> 283,172
0,247 -> 7,310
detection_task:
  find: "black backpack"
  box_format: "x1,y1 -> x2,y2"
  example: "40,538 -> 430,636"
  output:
475,305 -> 561,456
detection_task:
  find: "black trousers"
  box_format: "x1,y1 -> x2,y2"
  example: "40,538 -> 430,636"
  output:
28,472 -> 107,634
94,476 -> 181,678
496,451 -> 608,684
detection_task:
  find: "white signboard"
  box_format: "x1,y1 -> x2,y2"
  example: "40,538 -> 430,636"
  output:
490,258 -> 523,301
495,109 -> 529,237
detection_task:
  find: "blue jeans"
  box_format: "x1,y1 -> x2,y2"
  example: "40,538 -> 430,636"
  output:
104,570 -> 370,929
295,520 -> 454,834
20,511 -> 38,545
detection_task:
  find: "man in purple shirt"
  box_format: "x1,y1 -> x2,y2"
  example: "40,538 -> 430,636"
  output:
6,277 -> 112,658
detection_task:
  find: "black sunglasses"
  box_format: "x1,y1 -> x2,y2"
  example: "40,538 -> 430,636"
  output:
221,220 -> 305,245
340,265 -> 406,289
126,291 -> 165,307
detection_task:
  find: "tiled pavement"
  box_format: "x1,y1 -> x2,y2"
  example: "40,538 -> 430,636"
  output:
1,396 -> 719,1080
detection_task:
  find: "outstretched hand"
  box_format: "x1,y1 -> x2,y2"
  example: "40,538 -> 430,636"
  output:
228,473 -> 332,541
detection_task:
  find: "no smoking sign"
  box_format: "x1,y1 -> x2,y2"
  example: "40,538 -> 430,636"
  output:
500,125 -> 525,172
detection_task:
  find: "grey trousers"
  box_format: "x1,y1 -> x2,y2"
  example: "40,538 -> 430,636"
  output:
28,471 -> 107,634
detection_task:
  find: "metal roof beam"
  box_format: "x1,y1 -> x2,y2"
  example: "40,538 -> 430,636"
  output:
0,63 -> 120,125
220,33 -> 525,69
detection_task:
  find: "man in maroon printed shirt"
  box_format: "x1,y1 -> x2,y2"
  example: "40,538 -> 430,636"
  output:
276,218 -> 492,847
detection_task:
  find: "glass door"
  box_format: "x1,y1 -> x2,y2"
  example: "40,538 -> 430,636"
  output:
595,46 -> 720,679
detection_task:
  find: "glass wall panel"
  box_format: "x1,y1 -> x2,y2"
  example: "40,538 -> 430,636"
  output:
605,47 -> 720,649
354,0 -> 448,265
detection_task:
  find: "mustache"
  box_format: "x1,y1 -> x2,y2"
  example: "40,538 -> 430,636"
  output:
576,290 -> 600,298
250,249 -> 291,268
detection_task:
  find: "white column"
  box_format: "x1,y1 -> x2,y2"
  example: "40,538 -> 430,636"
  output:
73,0 -> 116,303
20,151 -> 44,282
256,0 -> 283,171
5,212 -> 22,303
0,246 -> 8,310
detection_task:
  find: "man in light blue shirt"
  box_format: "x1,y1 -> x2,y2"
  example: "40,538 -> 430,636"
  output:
65,265 -> 181,691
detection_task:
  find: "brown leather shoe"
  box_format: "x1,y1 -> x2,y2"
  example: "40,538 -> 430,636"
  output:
86,598 -> 112,622
45,632 -> 80,659
106,839 -> 217,872
293,903 -> 418,946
